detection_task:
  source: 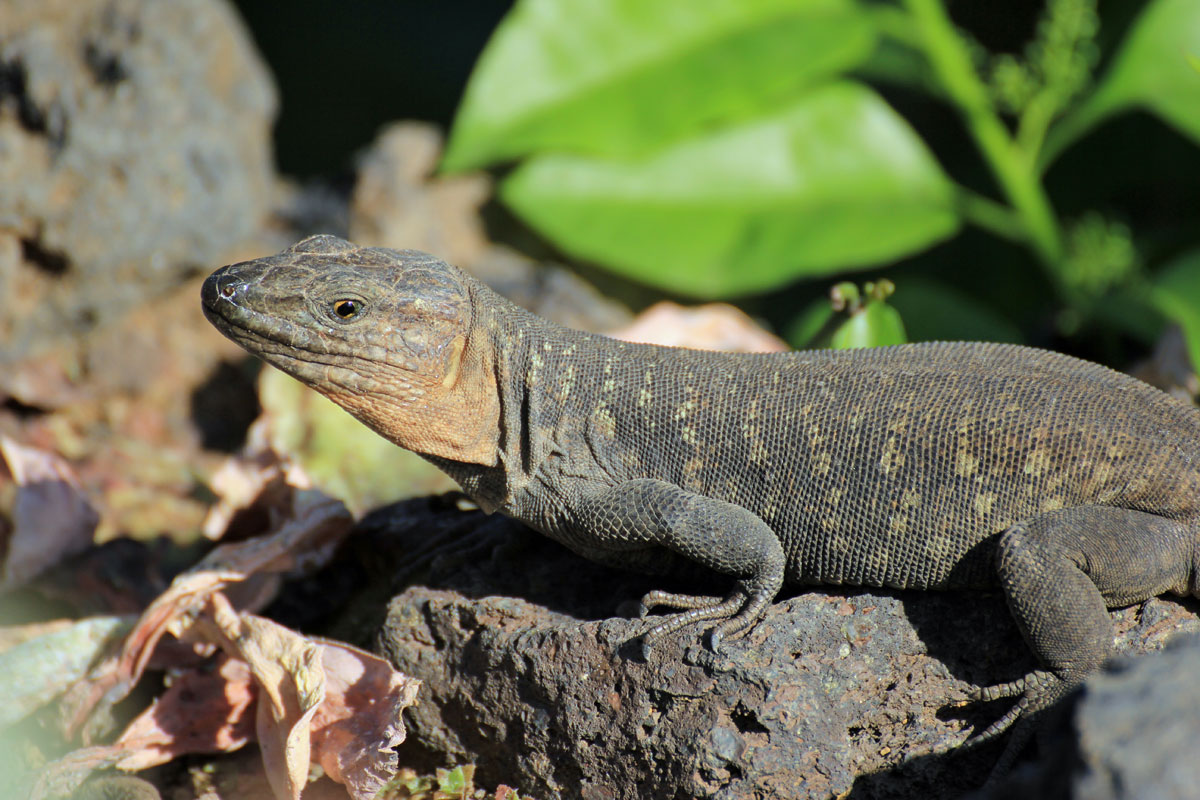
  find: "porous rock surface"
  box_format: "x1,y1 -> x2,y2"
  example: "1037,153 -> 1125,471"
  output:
347,497 -> 1199,800
0,0 -> 277,361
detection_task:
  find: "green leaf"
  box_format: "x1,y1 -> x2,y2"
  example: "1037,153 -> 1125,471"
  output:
1150,250 -> 1200,375
443,0 -> 874,170
854,35 -> 937,94
888,277 -> 1023,343
1048,0 -> 1200,158
0,616 -> 132,727
500,82 -> 959,297
436,766 -> 471,793
785,297 -> 837,348
829,299 -> 908,349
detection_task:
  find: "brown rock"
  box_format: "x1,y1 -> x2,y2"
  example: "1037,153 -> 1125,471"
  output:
0,0 -> 278,362
350,121 -> 492,269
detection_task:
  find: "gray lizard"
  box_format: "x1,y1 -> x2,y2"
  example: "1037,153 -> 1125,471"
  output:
201,235 -> 1200,769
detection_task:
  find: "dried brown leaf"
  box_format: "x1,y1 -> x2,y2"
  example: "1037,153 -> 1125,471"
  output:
196,490 -> 353,579
33,656 -> 254,800
58,570 -> 234,740
48,594 -> 419,800
310,639 -> 421,800
201,594 -> 324,800
58,491 -> 349,738
114,654 -> 256,770
610,301 -> 788,353
202,432 -> 312,541
0,437 -> 99,591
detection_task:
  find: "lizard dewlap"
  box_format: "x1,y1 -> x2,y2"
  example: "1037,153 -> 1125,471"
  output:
202,234 -> 1200,772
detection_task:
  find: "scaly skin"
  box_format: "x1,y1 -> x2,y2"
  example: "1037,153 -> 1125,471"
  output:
202,235 -> 1200,770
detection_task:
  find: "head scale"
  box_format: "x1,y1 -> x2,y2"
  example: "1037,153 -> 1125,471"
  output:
201,235 -> 499,464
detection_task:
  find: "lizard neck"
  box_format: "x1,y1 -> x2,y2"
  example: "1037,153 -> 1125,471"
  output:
398,301 -> 502,466
425,283 -> 590,513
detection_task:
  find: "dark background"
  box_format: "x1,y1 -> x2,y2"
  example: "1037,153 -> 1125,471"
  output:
231,0 -> 514,178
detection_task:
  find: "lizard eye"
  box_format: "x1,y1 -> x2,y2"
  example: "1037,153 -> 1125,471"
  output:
332,299 -> 362,320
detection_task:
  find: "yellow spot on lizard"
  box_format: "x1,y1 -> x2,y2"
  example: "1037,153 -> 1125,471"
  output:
879,437 -> 905,476
1023,449 -> 1051,477
1039,496 -> 1065,513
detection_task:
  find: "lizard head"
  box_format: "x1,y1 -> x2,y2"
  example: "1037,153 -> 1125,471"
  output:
201,234 -> 500,465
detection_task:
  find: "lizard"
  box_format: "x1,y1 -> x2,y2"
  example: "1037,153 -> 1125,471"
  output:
201,234 -> 1200,770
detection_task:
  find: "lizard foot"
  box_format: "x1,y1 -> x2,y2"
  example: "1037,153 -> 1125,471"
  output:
969,668 -> 1054,707
962,669 -> 1056,747
960,668 -> 1077,780
639,585 -> 773,652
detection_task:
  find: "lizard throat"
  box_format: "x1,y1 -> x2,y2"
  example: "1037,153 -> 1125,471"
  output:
316,337 -> 501,468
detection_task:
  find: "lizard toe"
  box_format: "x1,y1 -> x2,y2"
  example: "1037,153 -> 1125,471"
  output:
638,589 -> 725,617
709,588 -> 775,651
641,594 -> 744,649
969,668 -> 1054,702
640,583 -> 774,652
965,669 -> 1062,747
955,668 -> 1081,781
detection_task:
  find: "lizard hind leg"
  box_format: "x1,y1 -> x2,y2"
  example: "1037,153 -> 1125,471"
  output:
979,504 -> 1194,771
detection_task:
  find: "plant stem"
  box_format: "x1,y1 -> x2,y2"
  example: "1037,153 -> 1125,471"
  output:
1016,90 -> 1060,167
1037,89 -> 1113,172
957,189 -> 1026,243
903,0 -> 1065,267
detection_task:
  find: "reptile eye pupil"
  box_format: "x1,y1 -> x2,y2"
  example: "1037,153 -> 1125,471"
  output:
334,299 -> 360,319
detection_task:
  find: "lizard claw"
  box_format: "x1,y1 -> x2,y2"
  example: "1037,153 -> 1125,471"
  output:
639,590 -> 741,650
638,585 -> 772,653
955,670 -> 1058,750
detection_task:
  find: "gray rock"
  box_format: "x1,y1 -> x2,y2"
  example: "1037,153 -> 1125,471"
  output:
1074,635 -> 1200,800
349,498 -> 1196,799
0,0 -> 277,360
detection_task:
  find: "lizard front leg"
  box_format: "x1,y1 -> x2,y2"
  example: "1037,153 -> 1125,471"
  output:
574,478 -> 786,651
978,504 -> 1196,773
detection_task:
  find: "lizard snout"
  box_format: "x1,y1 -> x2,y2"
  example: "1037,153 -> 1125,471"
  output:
201,265 -> 245,313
